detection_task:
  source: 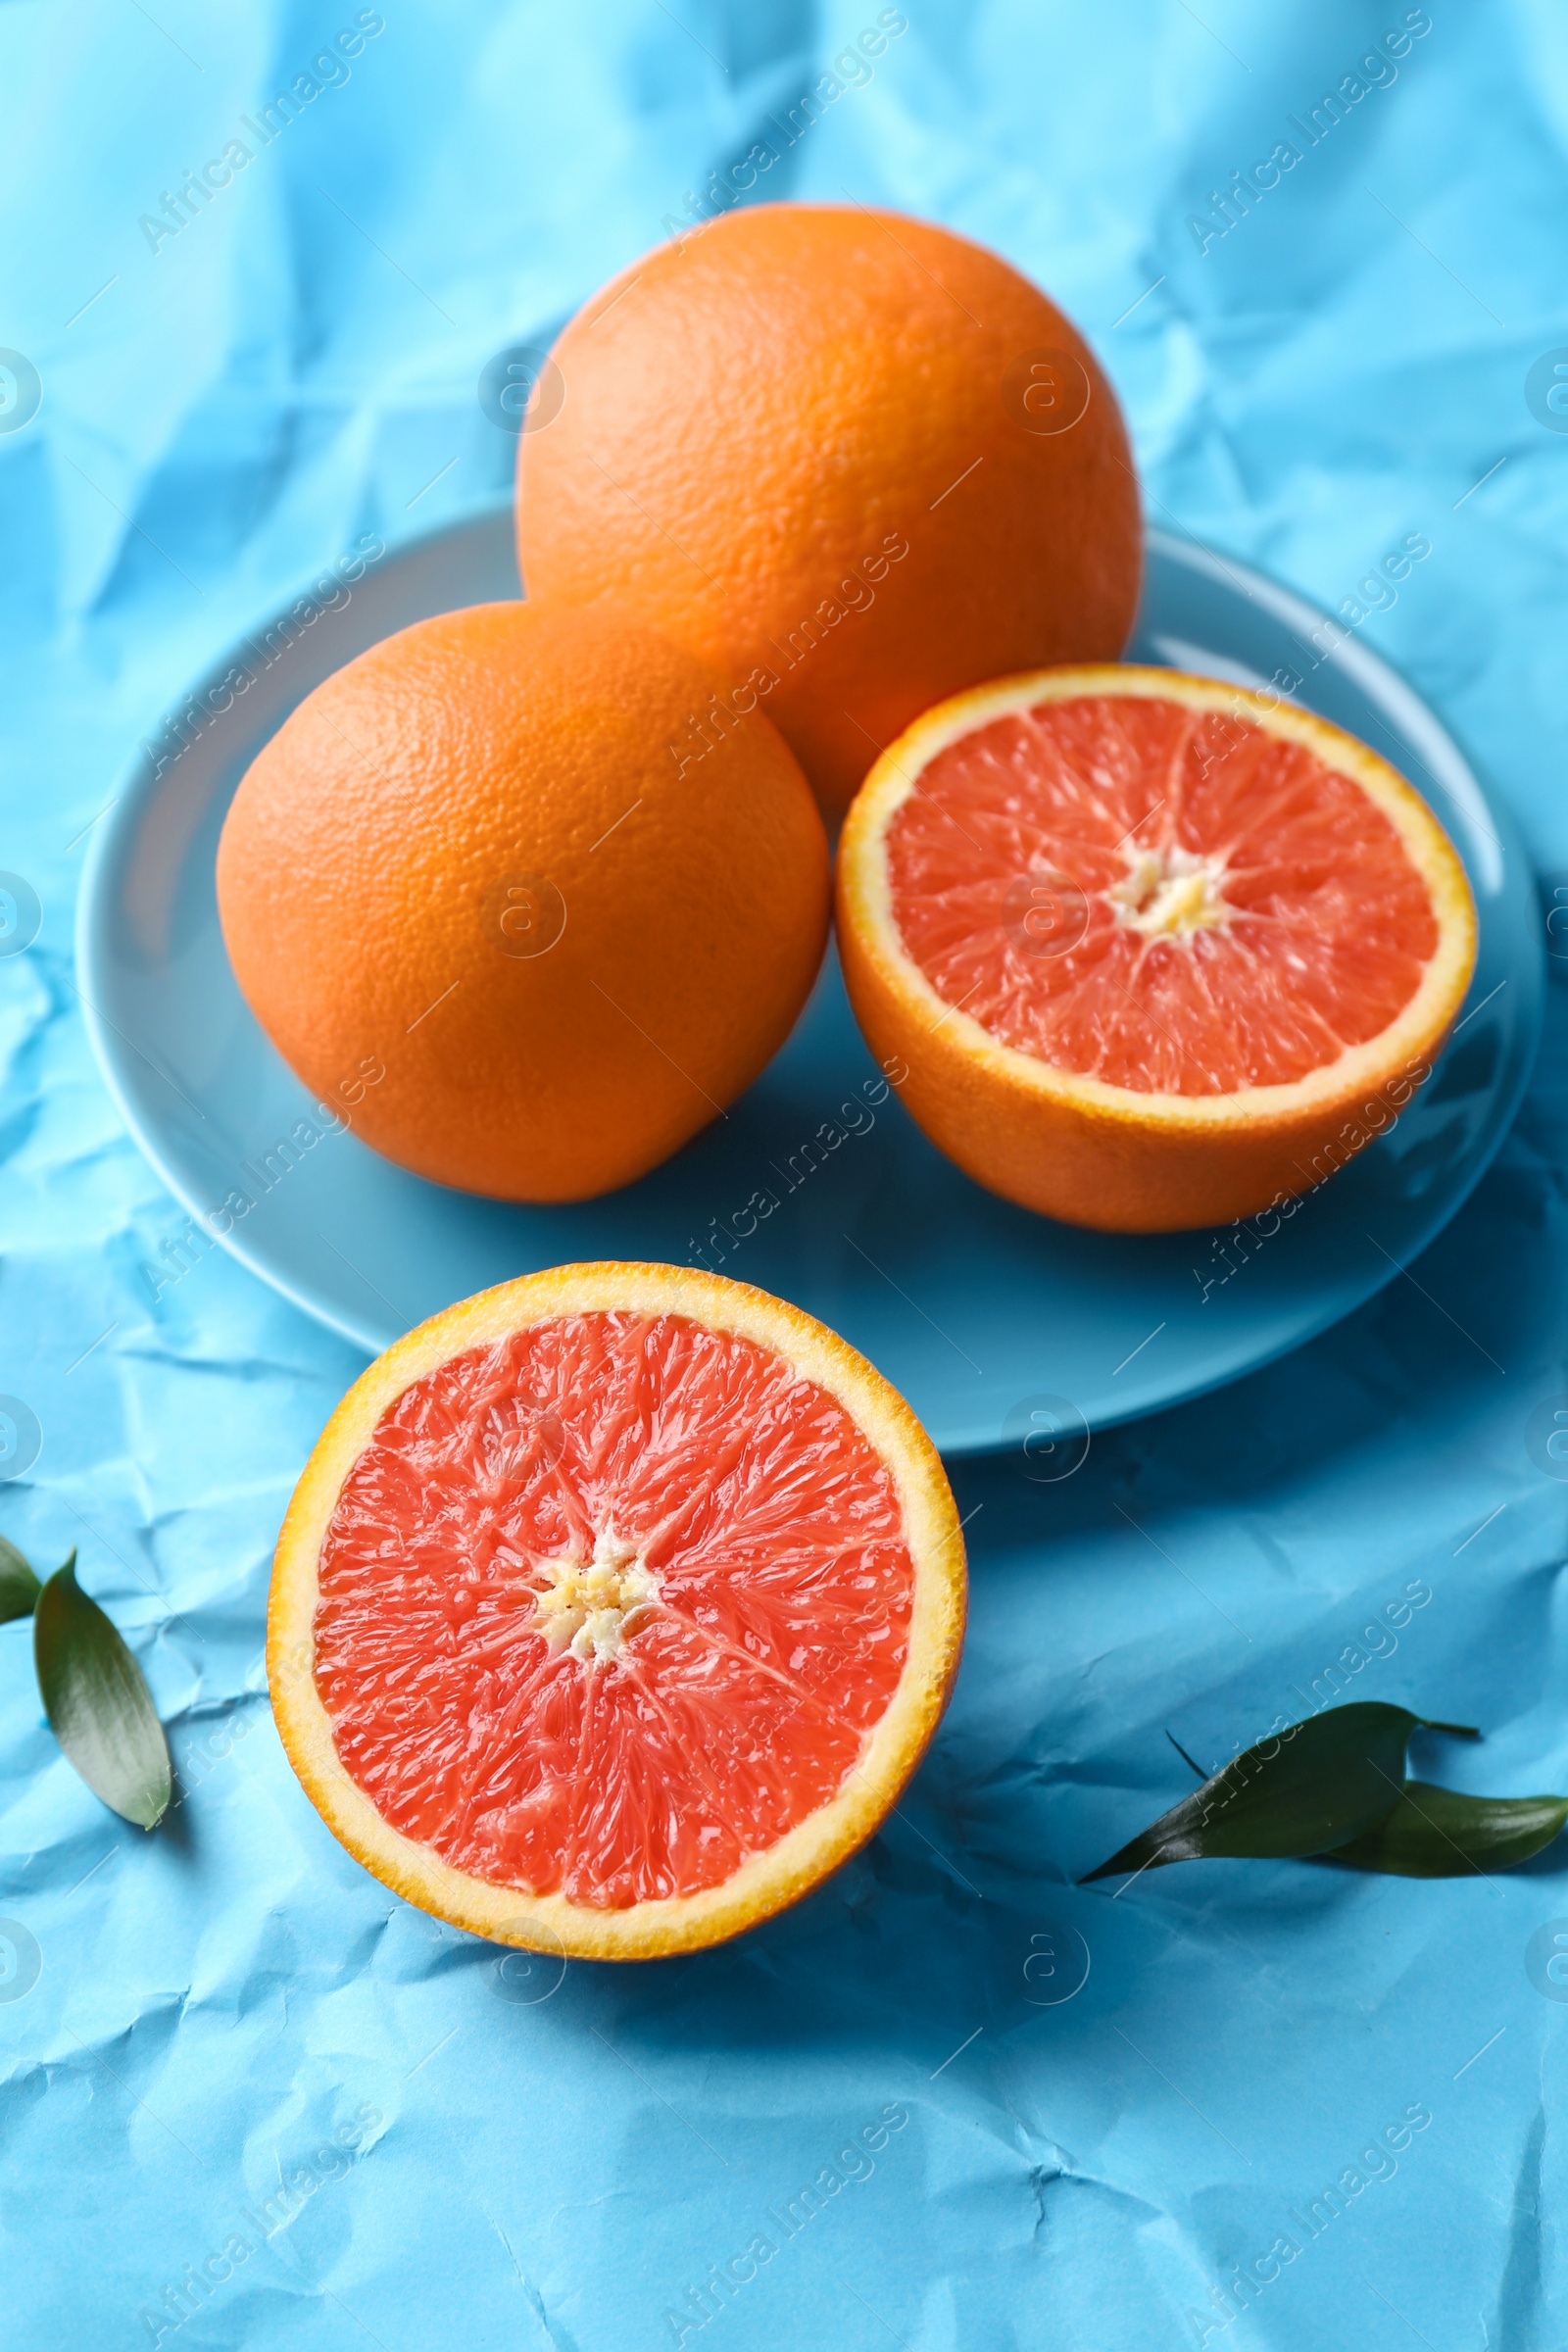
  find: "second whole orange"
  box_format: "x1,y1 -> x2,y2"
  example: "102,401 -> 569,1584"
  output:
216,600 -> 831,1201
516,202 -> 1143,824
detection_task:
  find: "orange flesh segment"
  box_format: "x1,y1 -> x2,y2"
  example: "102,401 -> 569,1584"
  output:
314,1311 -> 913,1909
886,694 -> 1441,1096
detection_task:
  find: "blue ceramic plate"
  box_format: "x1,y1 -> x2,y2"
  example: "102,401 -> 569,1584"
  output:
76,509 -> 1542,1455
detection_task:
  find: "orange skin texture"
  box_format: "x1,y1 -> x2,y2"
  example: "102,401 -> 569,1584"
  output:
515,202 -> 1143,824
216,601 -> 830,1200
838,921 -> 1420,1231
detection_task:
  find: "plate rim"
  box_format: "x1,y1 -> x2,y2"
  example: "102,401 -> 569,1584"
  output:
75,507 -> 1545,1448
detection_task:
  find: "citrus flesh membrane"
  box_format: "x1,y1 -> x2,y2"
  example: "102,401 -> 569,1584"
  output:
835,666 -> 1478,1232
270,1267 -> 966,1957
317,1311 -> 914,1907
887,689 -> 1443,1094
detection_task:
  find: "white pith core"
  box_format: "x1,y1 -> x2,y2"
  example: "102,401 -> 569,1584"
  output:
1110,845 -> 1230,939
529,1527 -> 661,1667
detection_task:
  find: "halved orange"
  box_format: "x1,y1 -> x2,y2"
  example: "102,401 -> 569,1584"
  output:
836,665 -> 1478,1232
269,1264 -> 965,1959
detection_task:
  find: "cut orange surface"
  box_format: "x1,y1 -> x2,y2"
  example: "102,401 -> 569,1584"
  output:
836,666 -> 1478,1232
269,1265 -> 966,1959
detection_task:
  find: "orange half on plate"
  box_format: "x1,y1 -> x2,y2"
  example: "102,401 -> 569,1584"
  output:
836,664 -> 1478,1232
269,1264 -> 966,1960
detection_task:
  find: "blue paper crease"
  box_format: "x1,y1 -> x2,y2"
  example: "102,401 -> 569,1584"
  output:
4,1 -> 1568,2344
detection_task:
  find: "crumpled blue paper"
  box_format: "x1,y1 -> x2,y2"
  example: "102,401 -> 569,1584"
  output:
3,2 -> 1567,2344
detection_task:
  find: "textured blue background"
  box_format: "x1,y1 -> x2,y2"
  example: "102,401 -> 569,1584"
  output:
3,3 -> 1568,2344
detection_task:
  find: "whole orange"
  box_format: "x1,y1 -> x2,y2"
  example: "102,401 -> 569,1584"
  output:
515,202 -> 1142,824
215,601 -> 830,1200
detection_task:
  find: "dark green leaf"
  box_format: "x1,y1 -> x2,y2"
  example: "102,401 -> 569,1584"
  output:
1328,1783 -> 1568,1877
0,1537 -> 40,1624
33,1553 -> 172,1830
1082,1703 -> 1478,1883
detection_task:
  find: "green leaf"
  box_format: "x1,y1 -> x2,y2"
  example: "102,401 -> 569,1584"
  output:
1328,1783 -> 1568,1877
0,1537 -> 40,1624
1082,1703 -> 1479,1883
33,1553 -> 172,1830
